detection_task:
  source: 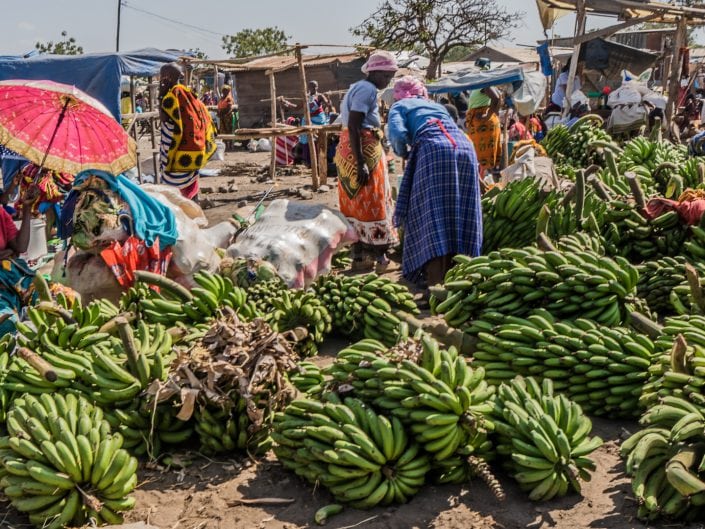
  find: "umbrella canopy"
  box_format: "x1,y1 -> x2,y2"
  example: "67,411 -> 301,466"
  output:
0,79 -> 136,175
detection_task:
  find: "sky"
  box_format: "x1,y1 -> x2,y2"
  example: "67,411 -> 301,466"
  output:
0,0 -> 616,58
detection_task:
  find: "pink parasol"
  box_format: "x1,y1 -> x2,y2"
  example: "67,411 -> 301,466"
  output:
0,79 -> 137,176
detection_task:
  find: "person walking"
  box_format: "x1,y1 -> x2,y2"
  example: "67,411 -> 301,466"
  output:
158,63 -> 217,201
465,85 -> 501,178
387,76 -> 483,290
334,51 -> 398,272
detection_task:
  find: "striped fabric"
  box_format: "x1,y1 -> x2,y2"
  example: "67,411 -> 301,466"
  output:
394,120 -> 483,282
160,121 -> 198,189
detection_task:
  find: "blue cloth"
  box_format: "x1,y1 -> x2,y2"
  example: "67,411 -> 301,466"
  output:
427,67 -> 524,95
387,98 -> 451,158
340,80 -> 381,129
67,170 -> 178,250
0,48 -> 183,120
537,43 -> 554,77
299,112 -> 329,145
393,121 -> 483,282
0,145 -> 27,190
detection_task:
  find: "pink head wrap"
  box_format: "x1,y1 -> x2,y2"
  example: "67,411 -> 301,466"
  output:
361,51 -> 398,74
393,76 -> 427,101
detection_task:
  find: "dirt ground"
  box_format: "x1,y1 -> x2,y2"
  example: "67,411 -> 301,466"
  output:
1,150 -> 701,529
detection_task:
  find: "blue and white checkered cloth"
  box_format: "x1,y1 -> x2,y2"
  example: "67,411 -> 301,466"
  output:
393,119 -> 483,282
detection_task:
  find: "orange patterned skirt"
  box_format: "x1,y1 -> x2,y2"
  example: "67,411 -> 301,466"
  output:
335,129 -> 397,246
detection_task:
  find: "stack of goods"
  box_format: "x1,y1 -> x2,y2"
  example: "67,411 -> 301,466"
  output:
490,377 -> 602,500
0,393 -> 137,527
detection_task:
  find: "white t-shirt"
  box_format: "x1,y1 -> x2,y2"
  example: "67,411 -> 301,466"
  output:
551,72 -> 582,108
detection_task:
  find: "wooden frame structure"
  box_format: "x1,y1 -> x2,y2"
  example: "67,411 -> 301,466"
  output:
536,0 -> 705,123
185,44 -> 366,191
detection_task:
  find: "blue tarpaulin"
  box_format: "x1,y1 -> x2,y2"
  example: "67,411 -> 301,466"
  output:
427,67 -> 525,95
0,48 -> 182,120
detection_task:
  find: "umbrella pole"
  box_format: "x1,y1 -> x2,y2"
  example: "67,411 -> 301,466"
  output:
33,98 -> 71,184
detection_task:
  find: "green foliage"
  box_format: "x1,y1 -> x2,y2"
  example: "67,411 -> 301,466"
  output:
351,0 -> 519,79
188,48 -> 208,60
35,30 -> 83,55
221,27 -> 290,58
444,45 -> 476,63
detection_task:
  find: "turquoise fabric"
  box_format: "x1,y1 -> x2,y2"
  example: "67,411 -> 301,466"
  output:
0,258 -> 35,334
74,170 -> 178,250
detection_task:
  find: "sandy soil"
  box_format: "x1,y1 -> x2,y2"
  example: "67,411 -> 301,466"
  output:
1,150 -> 700,529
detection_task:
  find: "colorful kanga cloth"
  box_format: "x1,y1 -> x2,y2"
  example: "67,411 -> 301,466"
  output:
161,84 -> 217,173
334,128 -> 397,247
466,107 -> 501,175
17,164 -> 74,216
394,120 -> 483,281
101,235 -> 173,289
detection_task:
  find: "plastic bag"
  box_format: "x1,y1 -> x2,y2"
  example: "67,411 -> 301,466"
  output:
142,184 -> 208,227
227,199 -> 358,288
511,71 -> 547,117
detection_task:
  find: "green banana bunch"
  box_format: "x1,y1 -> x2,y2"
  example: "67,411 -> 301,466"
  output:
637,257 -> 705,317
641,315 -> 705,412
541,115 -> 616,170
602,200 -> 688,262
0,393 -> 137,528
684,225 -> 705,266
194,397 -> 269,456
622,396 -> 705,521
618,136 -> 688,195
432,245 -> 639,328
313,273 -> 418,346
134,271 -> 258,326
273,394 -> 431,508
491,376 -> 601,501
264,289 -> 332,357
289,361 -> 326,396
470,310 -> 653,418
555,233 -> 606,255
0,334 -> 14,423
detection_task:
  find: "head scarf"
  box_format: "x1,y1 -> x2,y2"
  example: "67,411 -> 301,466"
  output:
361,51 -> 398,74
393,76 -> 427,101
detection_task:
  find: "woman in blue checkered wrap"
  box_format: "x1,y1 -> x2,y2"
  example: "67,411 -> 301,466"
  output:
388,76 -> 483,290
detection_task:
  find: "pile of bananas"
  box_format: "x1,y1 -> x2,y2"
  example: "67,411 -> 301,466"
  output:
637,257 -> 705,317
541,115 -> 616,171
0,393 -> 137,527
555,233 -> 606,255
325,335 -> 496,473
194,397 -> 270,456
273,395 -> 431,508
622,396 -> 705,521
602,201 -> 688,262
264,289 -> 332,357
470,310 -> 654,418
491,377 -> 601,501
684,224 -> 705,264
313,273 -> 418,345
640,315 -> 705,411
104,400 -> 193,458
481,179 -> 554,252
432,246 -> 639,328
618,137 -> 688,194
130,271 -> 258,326
289,361 -> 325,396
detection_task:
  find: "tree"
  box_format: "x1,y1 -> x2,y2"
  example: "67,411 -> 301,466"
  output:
35,31 -> 83,55
221,27 -> 290,58
188,48 -> 209,60
352,0 -> 520,79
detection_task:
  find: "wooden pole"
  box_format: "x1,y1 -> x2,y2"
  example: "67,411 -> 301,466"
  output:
268,71 -> 277,181
666,17 -> 688,127
213,64 -> 220,100
317,131 -> 329,184
296,44 -> 320,191
129,76 -> 142,182
147,76 -> 159,180
563,0 -> 587,118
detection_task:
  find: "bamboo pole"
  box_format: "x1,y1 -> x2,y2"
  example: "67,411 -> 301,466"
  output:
147,76 -> 159,180
296,44 -> 320,191
666,17 -> 688,127
268,71 -> 277,181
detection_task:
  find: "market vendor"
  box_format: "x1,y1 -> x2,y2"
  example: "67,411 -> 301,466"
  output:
0,186 -> 39,333
334,51 -> 398,272
465,85 -> 501,177
159,63 -> 217,201
217,85 -> 237,151
388,76 -> 482,290
14,163 -> 74,239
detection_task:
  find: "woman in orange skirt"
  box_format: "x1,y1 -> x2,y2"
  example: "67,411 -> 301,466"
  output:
465,86 -> 502,177
335,51 -> 398,271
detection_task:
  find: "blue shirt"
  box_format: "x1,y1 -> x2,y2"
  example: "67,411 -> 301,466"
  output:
340,80 -> 381,129
387,98 -> 452,157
